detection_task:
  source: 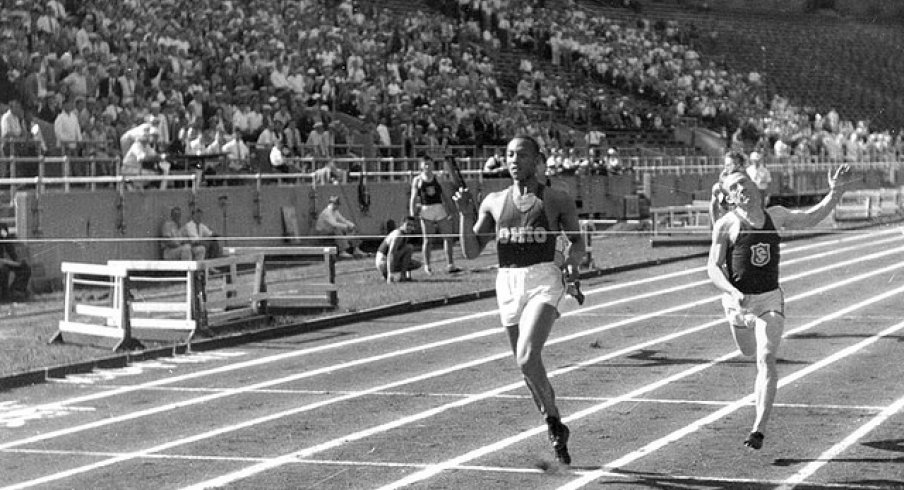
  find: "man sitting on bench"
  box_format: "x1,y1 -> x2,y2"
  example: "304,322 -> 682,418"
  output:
315,195 -> 366,259
182,207 -> 222,260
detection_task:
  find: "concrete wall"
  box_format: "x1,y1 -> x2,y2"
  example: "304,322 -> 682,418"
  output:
14,175 -> 640,290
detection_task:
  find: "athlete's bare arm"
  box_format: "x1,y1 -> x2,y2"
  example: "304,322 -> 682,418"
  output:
408,176 -> 421,217
458,190 -> 501,259
548,188 -> 585,273
768,165 -> 850,230
707,214 -> 743,303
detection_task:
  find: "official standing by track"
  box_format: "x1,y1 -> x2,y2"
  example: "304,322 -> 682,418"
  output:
453,134 -> 585,465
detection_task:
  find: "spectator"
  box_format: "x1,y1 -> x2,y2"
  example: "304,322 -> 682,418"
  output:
159,206 -> 192,260
746,151 -> 772,207
375,216 -> 422,283
312,160 -> 348,185
54,97 -> 82,156
0,223 -> 31,303
1,100 -> 25,160
181,207 -> 221,260
315,195 -> 366,260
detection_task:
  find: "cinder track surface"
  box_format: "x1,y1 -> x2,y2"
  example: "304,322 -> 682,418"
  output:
2,227 -> 903,489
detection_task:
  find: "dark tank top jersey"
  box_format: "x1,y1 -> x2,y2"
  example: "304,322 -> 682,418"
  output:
496,186 -> 557,268
417,176 -> 444,206
726,212 -> 781,294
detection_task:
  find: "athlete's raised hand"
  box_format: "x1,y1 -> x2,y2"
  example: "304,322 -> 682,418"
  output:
827,165 -> 852,192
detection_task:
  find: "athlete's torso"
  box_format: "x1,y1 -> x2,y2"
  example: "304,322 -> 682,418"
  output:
726,211 -> 781,294
495,185 -> 558,268
417,175 -> 444,206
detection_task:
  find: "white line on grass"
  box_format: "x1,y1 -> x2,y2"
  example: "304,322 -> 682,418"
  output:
775,393 -> 904,490
171,260 -> 904,490
1,240 -> 900,490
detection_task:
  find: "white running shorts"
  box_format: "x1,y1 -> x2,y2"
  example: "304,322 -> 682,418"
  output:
496,262 -> 565,327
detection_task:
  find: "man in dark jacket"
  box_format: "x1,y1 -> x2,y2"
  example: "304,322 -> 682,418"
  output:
0,223 -> 31,302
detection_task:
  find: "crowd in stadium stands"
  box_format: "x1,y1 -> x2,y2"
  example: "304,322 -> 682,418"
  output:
1,0 -> 903,183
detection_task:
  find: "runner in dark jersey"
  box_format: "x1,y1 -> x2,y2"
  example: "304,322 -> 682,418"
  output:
707,166 -> 851,450
409,157 -> 461,274
453,135 -> 585,465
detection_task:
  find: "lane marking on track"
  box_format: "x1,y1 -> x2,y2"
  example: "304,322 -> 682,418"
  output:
776,392 -> 904,490
559,323 -> 904,489
0,449 -> 889,489
74,384 -> 890,413
372,276 -> 904,490
4,234 -> 890,446
172,259 -> 904,490
4,246 -> 902,490
1,231 -> 887,418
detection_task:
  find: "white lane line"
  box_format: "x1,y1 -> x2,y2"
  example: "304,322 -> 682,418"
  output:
8,235 -> 886,448
559,323 -> 904,489
776,393 -> 904,490
173,259 -> 904,490
0,450 -> 888,489
373,278 -> 904,490
5,231 -> 883,413
75,385 -> 888,413
4,245 -> 900,490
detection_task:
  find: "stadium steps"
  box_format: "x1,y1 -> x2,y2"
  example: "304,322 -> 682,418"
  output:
586,1 -> 904,129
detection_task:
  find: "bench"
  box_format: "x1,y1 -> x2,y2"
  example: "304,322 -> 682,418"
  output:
224,246 -> 338,311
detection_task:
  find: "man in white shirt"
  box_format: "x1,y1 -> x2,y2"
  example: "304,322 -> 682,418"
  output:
746,151 -> 772,206
53,98 -> 82,156
221,130 -> 250,171
1,100 -> 24,159
181,207 -> 220,260
315,195 -> 366,259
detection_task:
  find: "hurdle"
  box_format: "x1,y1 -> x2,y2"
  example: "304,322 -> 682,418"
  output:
52,261 -> 135,351
224,246 -> 338,311
108,254 -> 266,333
649,201 -> 712,245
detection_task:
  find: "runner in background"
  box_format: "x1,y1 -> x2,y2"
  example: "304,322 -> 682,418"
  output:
409,156 -> 461,275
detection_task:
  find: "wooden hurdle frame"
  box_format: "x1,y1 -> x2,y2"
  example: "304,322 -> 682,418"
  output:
52,262 -> 135,350
53,255 -> 266,350
224,246 -> 338,311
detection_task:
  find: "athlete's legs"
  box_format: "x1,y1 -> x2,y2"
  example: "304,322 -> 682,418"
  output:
752,311 -> 784,434
420,219 -> 436,272
730,324 -> 756,357
504,301 -> 560,419
437,218 -> 459,271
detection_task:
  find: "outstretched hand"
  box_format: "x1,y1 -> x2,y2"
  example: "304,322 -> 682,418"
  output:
827,164 -> 852,192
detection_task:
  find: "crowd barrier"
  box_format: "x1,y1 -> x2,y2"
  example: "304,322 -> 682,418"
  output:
52,254 -> 267,350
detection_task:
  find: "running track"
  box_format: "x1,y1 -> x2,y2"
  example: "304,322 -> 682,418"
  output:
2,226 -> 903,489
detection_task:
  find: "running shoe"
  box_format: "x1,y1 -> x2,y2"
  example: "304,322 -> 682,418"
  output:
446,265 -> 462,274
546,416 -> 571,465
744,431 -> 764,450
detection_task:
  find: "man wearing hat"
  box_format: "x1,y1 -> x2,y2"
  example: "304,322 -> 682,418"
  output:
315,195 -> 366,259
